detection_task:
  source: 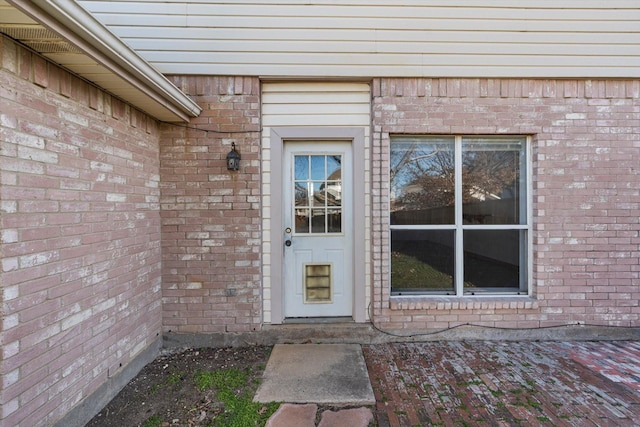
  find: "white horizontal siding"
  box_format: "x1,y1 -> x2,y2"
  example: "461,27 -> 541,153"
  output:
261,82 -> 371,130
78,1 -> 640,78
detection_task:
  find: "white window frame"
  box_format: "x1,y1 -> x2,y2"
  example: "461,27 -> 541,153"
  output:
389,135 -> 533,297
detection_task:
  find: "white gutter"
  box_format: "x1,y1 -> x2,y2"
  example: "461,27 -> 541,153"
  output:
7,0 -> 201,122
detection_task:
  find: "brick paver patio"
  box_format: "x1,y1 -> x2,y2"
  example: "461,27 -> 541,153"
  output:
364,341 -> 640,426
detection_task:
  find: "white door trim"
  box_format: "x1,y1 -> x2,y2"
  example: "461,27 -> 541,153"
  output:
270,127 -> 366,324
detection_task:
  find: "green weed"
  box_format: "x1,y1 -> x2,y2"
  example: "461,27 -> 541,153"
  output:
193,368 -> 279,427
194,368 -> 247,392
142,415 -> 163,427
167,372 -> 182,385
527,398 -> 542,411
457,379 -> 482,386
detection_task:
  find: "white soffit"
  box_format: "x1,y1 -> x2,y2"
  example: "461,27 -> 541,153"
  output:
0,0 -> 201,122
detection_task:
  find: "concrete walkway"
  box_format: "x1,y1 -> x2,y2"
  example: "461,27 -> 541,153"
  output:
255,344 -> 375,426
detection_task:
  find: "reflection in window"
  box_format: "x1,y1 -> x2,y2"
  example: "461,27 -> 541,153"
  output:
391,137 -> 455,225
391,230 -> 455,294
462,138 -> 524,225
294,154 -> 342,234
390,136 -> 529,296
463,230 -> 524,291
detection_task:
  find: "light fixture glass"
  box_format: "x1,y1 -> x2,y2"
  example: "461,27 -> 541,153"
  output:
226,142 -> 241,171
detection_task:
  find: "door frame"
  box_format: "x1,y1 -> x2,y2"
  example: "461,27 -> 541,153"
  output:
270,127 -> 366,324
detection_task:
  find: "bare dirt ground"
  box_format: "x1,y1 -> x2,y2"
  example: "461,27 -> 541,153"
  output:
87,346 -> 275,427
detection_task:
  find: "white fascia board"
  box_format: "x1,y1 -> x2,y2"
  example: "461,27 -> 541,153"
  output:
7,0 -> 202,122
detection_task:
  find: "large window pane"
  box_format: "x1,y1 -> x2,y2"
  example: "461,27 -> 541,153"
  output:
391,230 -> 455,294
463,230 -> 525,292
462,137 -> 526,225
390,137 -> 455,225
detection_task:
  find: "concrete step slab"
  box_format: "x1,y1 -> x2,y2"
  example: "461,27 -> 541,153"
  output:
254,343 -> 375,406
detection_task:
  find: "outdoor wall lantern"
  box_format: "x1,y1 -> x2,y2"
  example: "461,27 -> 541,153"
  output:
226,142 -> 241,171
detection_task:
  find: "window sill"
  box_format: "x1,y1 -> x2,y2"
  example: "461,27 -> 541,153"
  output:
389,295 -> 538,311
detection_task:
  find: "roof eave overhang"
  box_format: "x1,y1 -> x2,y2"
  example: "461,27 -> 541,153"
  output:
6,0 -> 201,122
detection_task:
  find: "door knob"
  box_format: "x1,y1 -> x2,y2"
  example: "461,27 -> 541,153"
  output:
285,240 -> 292,247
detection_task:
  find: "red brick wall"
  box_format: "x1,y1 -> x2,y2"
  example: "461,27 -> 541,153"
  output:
0,37 -> 162,426
371,78 -> 640,330
160,76 -> 262,333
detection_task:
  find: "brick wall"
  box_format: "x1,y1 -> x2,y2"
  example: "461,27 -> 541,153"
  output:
160,76 -> 262,333
371,78 -> 640,330
0,37 -> 162,426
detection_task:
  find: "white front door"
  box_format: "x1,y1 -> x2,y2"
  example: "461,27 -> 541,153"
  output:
282,141 -> 353,318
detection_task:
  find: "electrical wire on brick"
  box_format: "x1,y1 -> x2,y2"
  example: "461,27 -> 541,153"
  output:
367,303 -> 639,339
160,120 -> 262,135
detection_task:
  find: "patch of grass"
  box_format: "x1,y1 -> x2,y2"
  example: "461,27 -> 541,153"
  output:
167,372 -> 182,385
150,371 -> 182,395
195,368 -> 248,392
194,368 -> 279,427
536,415 -> 550,422
211,398 -> 279,427
142,415 -> 163,427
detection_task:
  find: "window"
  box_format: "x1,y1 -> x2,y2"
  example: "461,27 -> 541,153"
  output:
390,136 -> 530,296
294,154 -> 342,234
